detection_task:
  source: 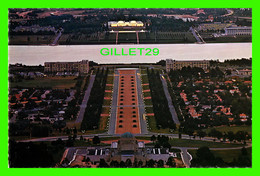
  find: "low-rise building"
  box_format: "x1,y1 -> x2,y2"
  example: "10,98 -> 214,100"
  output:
224,26 -> 252,35
166,59 -> 210,72
44,60 -> 89,74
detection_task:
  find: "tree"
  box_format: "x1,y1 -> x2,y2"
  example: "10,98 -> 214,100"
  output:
93,136 -> 100,144
197,130 -> 206,140
66,135 -> 74,147
157,160 -> 164,168
98,159 -> 108,168
80,135 -> 84,141
235,131 -> 247,142
191,147 -> 217,167
146,159 -> 156,168
227,131 -> 235,142
119,161 -> 126,168
110,160 -> 119,168
151,135 -> 156,143
125,159 -> 132,168
162,142 -> 171,150
138,160 -> 143,168
166,157 -> 176,167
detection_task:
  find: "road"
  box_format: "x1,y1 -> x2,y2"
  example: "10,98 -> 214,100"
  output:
190,27 -> 205,43
52,30 -> 62,45
108,70 -> 119,134
75,75 -> 96,123
18,132 -> 251,145
136,70 -> 148,134
160,74 -> 180,125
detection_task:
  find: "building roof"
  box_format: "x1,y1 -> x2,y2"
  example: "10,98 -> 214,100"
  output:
121,132 -> 134,138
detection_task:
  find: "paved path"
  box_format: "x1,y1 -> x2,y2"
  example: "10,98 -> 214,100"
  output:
190,27 -> 205,43
136,70 -> 148,134
52,30 -> 62,45
160,74 -> 180,125
75,75 -> 96,123
177,147 -> 192,168
108,71 -> 119,134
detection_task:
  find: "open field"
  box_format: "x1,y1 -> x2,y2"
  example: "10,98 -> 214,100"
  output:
169,138 -> 245,148
145,107 -> 154,113
10,76 -> 77,89
144,91 -> 151,97
103,99 -> 111,106
203,125 -> 252,136
9,35 -> 55,45
106,76 -> 114,84
147,115 -> 173,134
142,76 -> 149,84
99,107 -> 111,131
188,147 -> 252,163
143,85 -> 150,90
144,99 -> 153,105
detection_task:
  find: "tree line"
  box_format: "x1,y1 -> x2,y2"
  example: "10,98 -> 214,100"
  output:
81,68 -> 108,130
191,146 -> 251,167
147,68 -> 176,130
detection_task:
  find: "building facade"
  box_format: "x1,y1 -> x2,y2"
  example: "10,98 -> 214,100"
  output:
166,59 -> 210,72
44,60 -> 89,74
108,21 -> 145,31
224,26 -> 252,35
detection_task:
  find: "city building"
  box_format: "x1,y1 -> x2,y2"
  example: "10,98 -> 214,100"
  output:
110,132 -> 146,163
108,21 -> 145,31
224,26 -> 252,35
60,132 -> 183,167
238,69 -> 252,76
166,59 -> 210,72
44,60 -> 89,74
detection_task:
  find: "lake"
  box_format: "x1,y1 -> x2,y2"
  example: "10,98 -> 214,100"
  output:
8,43 -> 252,65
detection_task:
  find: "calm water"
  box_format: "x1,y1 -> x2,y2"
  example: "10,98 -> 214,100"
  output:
8,43 -> 252,65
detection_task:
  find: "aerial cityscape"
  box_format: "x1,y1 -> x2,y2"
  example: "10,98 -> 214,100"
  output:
8,8 -> 252,168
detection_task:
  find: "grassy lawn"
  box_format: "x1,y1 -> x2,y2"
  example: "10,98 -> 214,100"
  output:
143,91 -> 151,97
141,75 -> 149,84
203,126 -> 252,136
147,115 -> 173,134
99,137 -> 120,141
101,107 -> 110,114
105,86 -> 113,90
188,147 -> 252,163
145,107 -> 154,113
9,35 -> 55,45
143,85 -> 150,90
168,139 -> 245,148
99,116 -> 109,131
147,115 -> 157,132
144,99 -> 153,106
106,76 -> 114,84
80,76 -> 89,91
73,140 -> 110,147
141,69 -> 147,75
10,76 -> 77,89
99,107 -> 111,131
103,99 -> 111,106
104,91 -> 112,97
135,136 -> 151,140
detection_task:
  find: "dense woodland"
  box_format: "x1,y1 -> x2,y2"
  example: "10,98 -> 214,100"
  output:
147,68 -> 176,130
